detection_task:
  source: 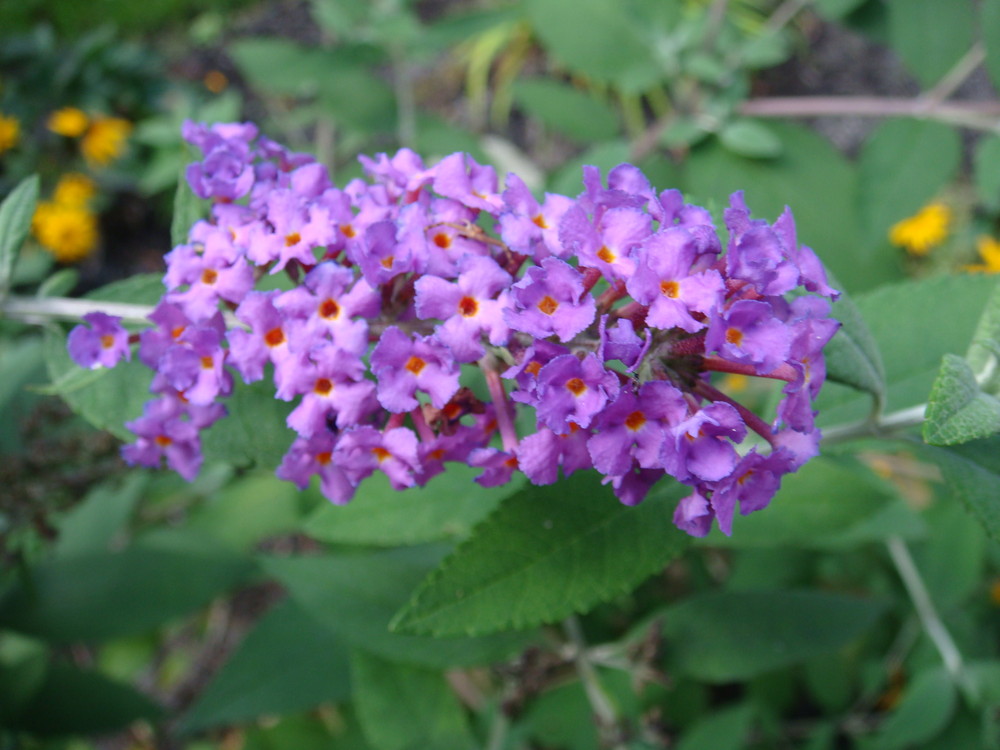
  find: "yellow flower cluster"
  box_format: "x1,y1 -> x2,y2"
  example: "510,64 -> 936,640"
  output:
966,235 -> 1000,274
47,107 -> 132,166
32,173 -> 99,263
0,113 -> 20,155
889,202 -> 952,256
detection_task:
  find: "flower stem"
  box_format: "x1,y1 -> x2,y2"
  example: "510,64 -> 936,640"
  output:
820,403 -> 926,446
563,615 -> 628,749
479,353 -> 520,453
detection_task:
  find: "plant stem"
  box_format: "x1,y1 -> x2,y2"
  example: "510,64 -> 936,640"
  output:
563,615 -> 628,750
820,403 -> 926,446
2,295 -> 158,326
740,96 -> 1000,131
885,536 -> 973,695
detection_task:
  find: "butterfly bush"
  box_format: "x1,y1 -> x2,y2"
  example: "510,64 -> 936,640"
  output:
68,121 -> 840,537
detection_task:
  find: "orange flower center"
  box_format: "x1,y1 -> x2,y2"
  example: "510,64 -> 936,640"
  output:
405,356 -> 426,374
596,245 -> 615,263
99,334 -> 115,349
660,280 -> 679,298
725,327 -> 743,346
200,356 -> 214,369
316,451 -> 332,465
264,327 -> 285,347
537,295 -> 559,315
372,446 -> 392,462
565,377 -> 587,396
201,268 -> 218,285
319,298 -> 340,319
458,296 -> 478,317
532,214 -> 548,229
284,232 -> 301,247
525,360 -> 542,376
314,378 -> 333,395
432,232 -> 452,249
380,255 -> 394,269
154,434 -> 173,447
339,223 -> 356,238
624,410 -> 647,431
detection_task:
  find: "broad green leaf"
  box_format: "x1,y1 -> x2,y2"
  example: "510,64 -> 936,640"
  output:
973,136 -> 1000,211
199,377 -> 295,468
661,590 -> 886,682
171,167 -> 206,248
43,273 -> 162,440
919,435 -> 1000,540
188,471 -> 304,550
511,78 -> 620,143
525,0 -> 655,85
0,335 -> 45,453
700,457 -> 898,548
684,123 -> 894,294
869,667 -> 956,750
305,464 -> 520,546
676,704 -> 755,750
964,278 -> 1000,390
984,0 -> 1000,94
0,633 -> 48,722
0,534 -> 256,643
812,0 -> 867,20
0,174 -> 40,298
816,274 -> 998,429
858,118 -> 960,246
242,715 -> 344,750
548,140 -> 632,197
923,354 -> 1000,445
351,649 -> 475,750
391,472 -> 690,637
916,500 -> 986,610
316,64 -> 396,133
824,277 -> 886,405
718,119 -> 782,159
261,547 -> 535,668
229,38 -> 330,96
179,599 -> 351,732
5,663 -> 161,736
54,472 -> 146,557
887,0 -> 975,88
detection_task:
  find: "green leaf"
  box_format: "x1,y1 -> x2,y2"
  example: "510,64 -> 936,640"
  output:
684,123 -> 896,294
812,0 -> 867,20
351,649 -> 475,750
869,667 -> 957,750
700,457 -> 899,548
229,38 -> 329,96
983,0 -> 1000,94
54,472 -> 146,557
919,435 -> 1000,540
199,376 -> 295,468
304,464 -> 519,546
0,534 -> 256,643
0,174 -> 40,298
824,277 -> 887,404
511,78 -> 620,143
390,472 -> 690,637
261,547 -> 535,668
179,599 -> 351,732
661,590 -> 886,682
887,0 -> 975,88
43,273 -> 163,440
548,140 -> 632,197
171,167 -> 206,248
858,118 -> 961,246
718,119 -> 783,159
5,663 -> 161,736
525,0 -> 655,85
0,633 -> 48,723
923,354 -> 1000,445
963,279 -> 1000,391
676,704 -> 755,750
816,274 -> 998,429
973,136 -> 1000,211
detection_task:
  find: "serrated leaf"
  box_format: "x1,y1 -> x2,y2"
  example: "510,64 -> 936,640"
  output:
512,78 -> 620,143
923,354 -> 1000,445
351,650 -> 475,750
5,663 -> 161,736
870,667 -> 956,750
0,534 -> 256,643
816,274 -> 998,429
858,118 -> 960,245
54,472 -> 146,557
179,599 -> 351,732
305,464 -> 520,546
261,547 -> 535,668
964,279 -> 1000,390
919,435 -> 1000,540
199,376 -> 296,469
887,0 -> 974,88
390,472 -> 689,637
824,276 -> 886,404
0,174 -> 40,299
719,119 -> 783,159
661,590 -> 886,682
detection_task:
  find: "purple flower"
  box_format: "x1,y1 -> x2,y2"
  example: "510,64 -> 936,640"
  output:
151,325 -> 232,405
414,255 -> 512,362
432,152 -> 502,215
334,425 -> 422,490
67,312 -> 131,369
517,425 -> 592,485
282,345 -> 378,435
277,430 -> 355,504
505,257 -> 596,342
121,397 -> 203,481
498,173 -> 574,259
533,353 -> 620,432
370,327 -> 460,412
227,291 -> 297,384
665,401 -> 746,483
705,299 -> 791,375
559,204 -> 650,281
598,316 -> 650,371
626,228 -> 724,333
469,447 -> 520,487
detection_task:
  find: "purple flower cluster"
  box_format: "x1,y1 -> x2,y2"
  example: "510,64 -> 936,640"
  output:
68,121 -> 840,536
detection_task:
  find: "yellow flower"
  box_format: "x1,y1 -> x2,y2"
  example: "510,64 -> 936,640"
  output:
889,202 -> 951,256
0,113 -> 20,155
53,172 -> 97,208
81,116 -> 132,166
48,107 -> 90,138
32,200 -> 98,262
965,235 -> 1000,274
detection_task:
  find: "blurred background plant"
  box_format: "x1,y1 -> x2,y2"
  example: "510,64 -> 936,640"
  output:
3,1 -> 1000,749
